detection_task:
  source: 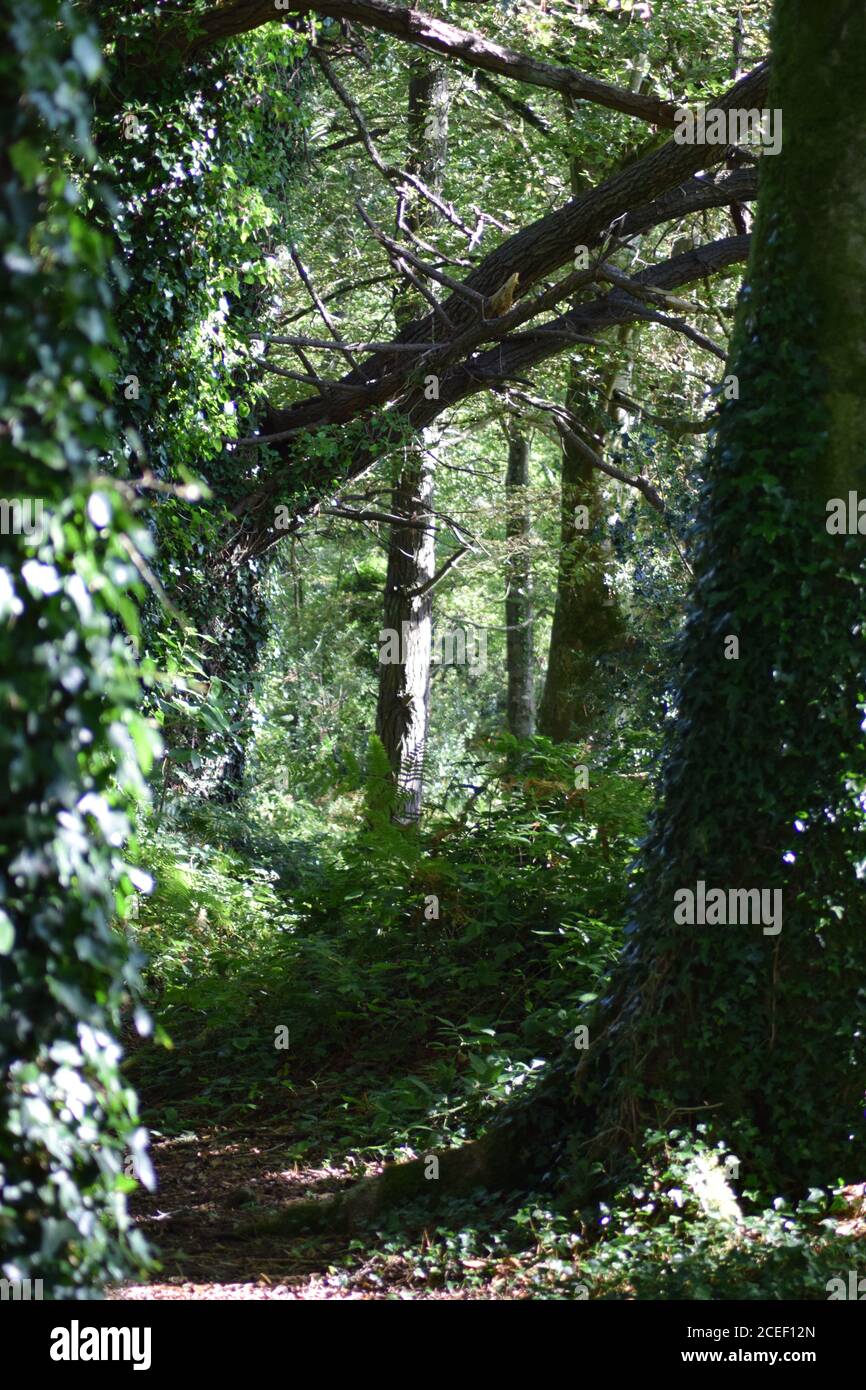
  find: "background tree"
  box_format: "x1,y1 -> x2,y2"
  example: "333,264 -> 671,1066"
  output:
375,53 -> 448,822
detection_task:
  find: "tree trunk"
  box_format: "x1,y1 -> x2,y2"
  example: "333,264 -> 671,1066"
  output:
376,454 -> 435,823
376,55 -> 447,821
504,429 -> 535,738
538,95 -> 626,744
594,0 -> 866,1185
537,366 -> 626,742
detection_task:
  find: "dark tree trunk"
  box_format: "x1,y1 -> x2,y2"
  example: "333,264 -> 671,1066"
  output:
592,0 -> 866,1184
537,375 -> 625,743
538,97 -> 625,744
504,429 -> 535,738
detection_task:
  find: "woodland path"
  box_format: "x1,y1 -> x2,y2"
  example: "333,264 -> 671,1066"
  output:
110,1072 -> 522,1301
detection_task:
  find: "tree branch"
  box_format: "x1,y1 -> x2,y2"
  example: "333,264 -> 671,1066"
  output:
506,389 -> 665,512
181,0 -> 683,128
289,247 -> 361,371
406,543 -> 470,598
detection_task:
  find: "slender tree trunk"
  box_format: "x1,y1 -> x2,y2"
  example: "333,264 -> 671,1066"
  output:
376,55 -> 447,821
377,455 -> 435,823
504,429 -> 535,738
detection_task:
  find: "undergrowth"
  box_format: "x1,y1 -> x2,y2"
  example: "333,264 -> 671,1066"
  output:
123,735 -> 864,1299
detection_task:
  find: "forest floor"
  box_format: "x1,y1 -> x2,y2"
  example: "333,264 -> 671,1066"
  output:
110,1060 -> 866,1302
110,1064 -> 541,1301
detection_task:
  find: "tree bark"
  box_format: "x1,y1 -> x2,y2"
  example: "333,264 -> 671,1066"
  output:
170,0 -> 681,129
504,429 -> 535,739
375,55 -> 446,821
592,0 -> 866,1184
537,365 -> 625,742
376,454 -> 435,822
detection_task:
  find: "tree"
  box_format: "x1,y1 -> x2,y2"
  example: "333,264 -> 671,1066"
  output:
539,104 -> 626,742
503,429 -> 536,739
0,0 -> 156,1293
375,53 -> 447,821
537,375 -> 626,741
597,0 -> 866,1184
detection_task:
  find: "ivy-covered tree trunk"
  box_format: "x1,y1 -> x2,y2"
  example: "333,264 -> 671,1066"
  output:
504,429 -> 536,738
538,105 -> 625,744
594,0 -> 866,1184
376,56 -> 447,821
0,0 -> 154,1294
537,367 -> 625,741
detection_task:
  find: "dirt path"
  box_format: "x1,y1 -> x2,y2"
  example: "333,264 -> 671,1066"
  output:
110,1120 -> 497,1300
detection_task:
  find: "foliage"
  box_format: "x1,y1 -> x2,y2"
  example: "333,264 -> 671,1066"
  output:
329,1128 -> 860,1301
94,14 -> 310,798
9,0 -> 863,1307
129,733 -> 644,1159
0,0 -> 158,1295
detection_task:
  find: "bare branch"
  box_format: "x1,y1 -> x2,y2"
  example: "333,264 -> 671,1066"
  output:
313,49 -> 475,238
259,335 -> 445,353
508,389 -> 665,512
252,359 -> 364,392
289,246 -> 361,371
406,544 -> 470,598
323,505 -> 433,528
471,70 -> 553,135
355,201 -> 486,311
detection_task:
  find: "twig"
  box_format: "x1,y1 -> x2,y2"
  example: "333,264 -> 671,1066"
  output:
289,246 -> 361,371
314,50 -> 474,239
406,543 -> 470,598
356,201 -> 486,311
250,358 -> 364,392
323,505 -> 433,529
507,389 -> 665,513
258,335 -> 444,354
